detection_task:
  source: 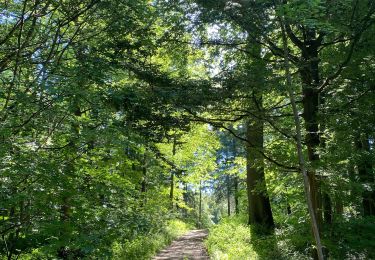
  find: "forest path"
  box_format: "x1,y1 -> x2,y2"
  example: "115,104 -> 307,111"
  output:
153,229 -> 209,260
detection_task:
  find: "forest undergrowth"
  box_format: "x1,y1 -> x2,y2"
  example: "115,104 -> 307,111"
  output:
206,215 -> 375,260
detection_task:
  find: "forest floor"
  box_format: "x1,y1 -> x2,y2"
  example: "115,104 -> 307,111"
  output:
153,229 -> 209,260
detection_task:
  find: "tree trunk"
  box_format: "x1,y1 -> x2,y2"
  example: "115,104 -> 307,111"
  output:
300,34 -> 323,229
199,180 -> 202,228
281,23 -> 324,260
319,93 -> 333,225
170,171 -> 175,208
140,153 -> 147,208
322,192 -> 332,224
170,136 -> 177,209
227,175 -> 231,216
246,114 -> 274,231
335,199 -> 343,217
234,176 -> 239,215
355,137 -> 375,216
183,183 -> 188,217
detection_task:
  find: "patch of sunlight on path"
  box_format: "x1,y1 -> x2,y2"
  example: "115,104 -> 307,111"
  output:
153,229 -> 209,260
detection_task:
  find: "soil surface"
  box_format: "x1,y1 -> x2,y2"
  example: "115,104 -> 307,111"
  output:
153,229 -> 209,260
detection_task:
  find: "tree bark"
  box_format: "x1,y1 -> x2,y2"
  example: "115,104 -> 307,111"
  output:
355,137 -> 375,216
199,180 -> 202,228
140,153 -> 147,208
299,29 -> 323,229
170,171 -> 175,208
183,183 -> 188,217
170,137 -> 177,210
234,176 -> 239,215
246,114 -> 274,231
281,22 -> 325,260
322,192 -> 332,224
227,175 -> 231,216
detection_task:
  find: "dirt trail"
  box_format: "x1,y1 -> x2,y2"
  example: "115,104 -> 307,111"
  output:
153,229 -> 209,260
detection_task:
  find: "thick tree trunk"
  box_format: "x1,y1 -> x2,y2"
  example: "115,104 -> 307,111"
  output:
246,115 -> 274,231
300,39 -> 323,229
281,24 -> 325,260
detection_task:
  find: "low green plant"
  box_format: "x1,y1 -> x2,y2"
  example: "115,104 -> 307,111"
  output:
205,217 -> 255,260
207,214 -> 375,260
205,215 -> 310,260
325,216 -> 375,259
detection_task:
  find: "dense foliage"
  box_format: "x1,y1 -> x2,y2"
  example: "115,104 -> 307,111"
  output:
1,0 -> 374,259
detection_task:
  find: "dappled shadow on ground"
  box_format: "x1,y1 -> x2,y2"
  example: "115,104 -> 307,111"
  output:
153,229 -> 209,260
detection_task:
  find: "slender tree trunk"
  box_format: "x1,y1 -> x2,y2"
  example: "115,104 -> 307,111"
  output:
58,107 -> 81,259
6,204 -> 16,260
335,199 -> 343,217
234,176 -> 239,215
140,153 -> 147,208
58,195 -> 71,259
199,180 -> 202,228
170,136 -> 177,209
141,170 -> 147,194
183,183 -> 188,217
319,94 -> 332,225
231,137 -> 240,215
170,171 -> 174,208
322,191 -> 332,224
227,175 -> 231,216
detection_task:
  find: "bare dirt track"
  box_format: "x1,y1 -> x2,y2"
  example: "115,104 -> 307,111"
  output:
153,229 -> 209,260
